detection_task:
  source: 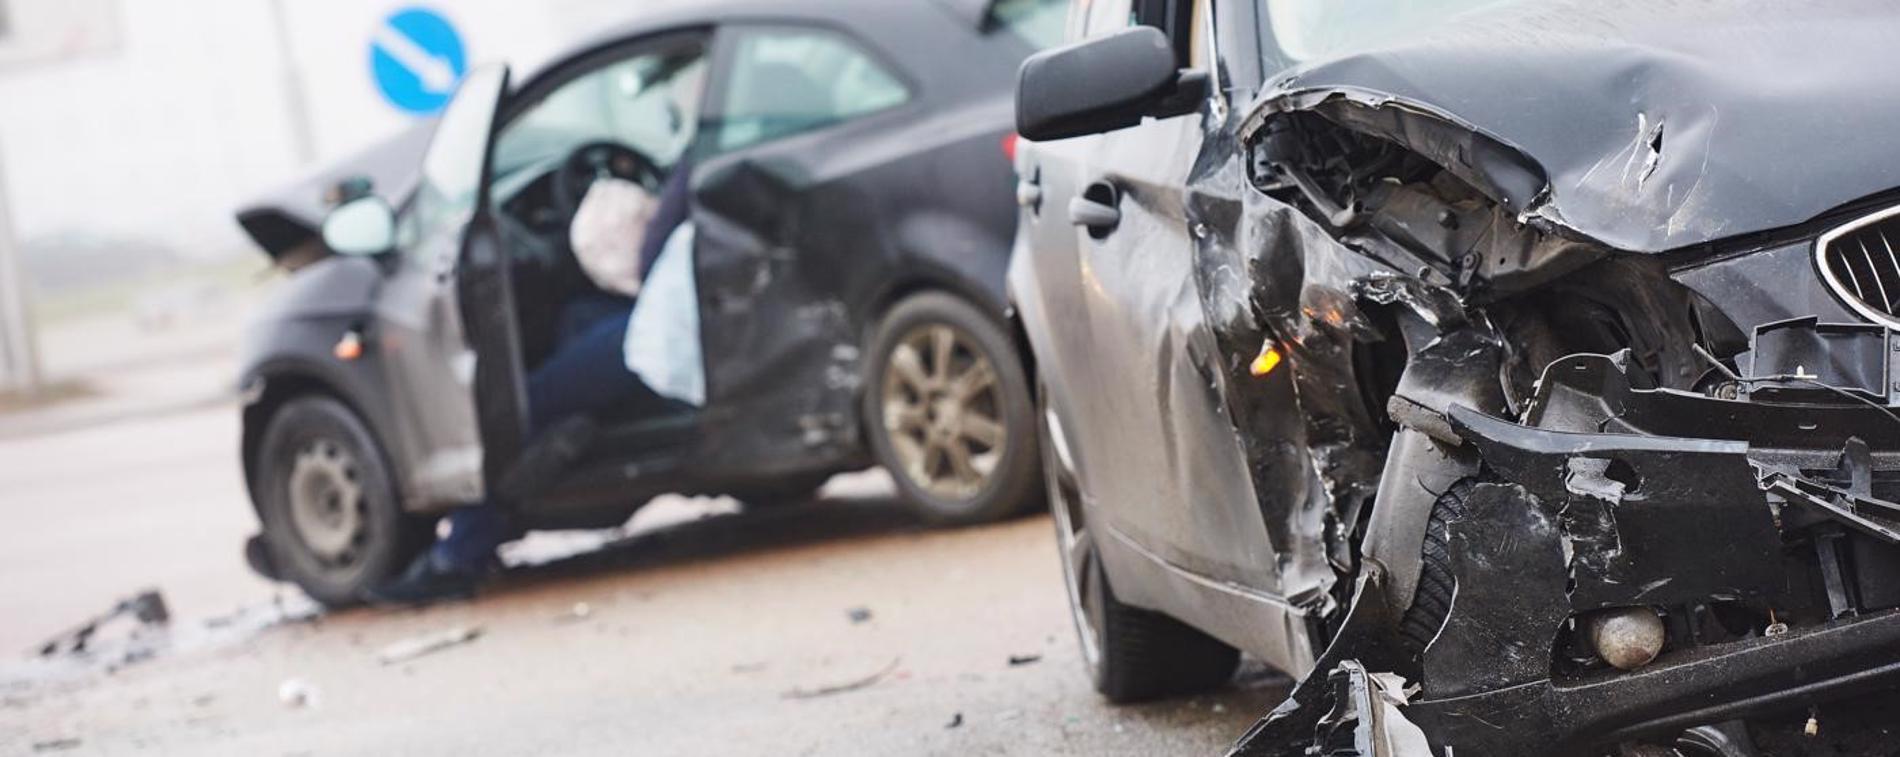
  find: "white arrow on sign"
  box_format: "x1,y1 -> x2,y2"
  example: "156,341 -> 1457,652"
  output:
373,23 -> 458,94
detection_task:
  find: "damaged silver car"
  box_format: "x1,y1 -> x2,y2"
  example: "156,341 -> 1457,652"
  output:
1009,0 -> 1900,753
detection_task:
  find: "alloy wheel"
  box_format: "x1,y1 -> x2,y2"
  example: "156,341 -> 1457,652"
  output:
881,323 -> 1007,501
1042,401 -> 1102,667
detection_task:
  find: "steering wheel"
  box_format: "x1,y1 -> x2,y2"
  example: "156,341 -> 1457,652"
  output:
551,140 -> 665,222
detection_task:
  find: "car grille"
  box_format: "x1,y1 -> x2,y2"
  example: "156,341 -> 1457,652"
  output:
1818,207 -> 1900,326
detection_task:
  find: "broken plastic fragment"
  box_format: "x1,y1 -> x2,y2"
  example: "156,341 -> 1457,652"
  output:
278,677 -> 321,709
376,625 -> 481,665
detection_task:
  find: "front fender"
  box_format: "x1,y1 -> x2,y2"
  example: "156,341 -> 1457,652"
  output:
238,259 -> 416,512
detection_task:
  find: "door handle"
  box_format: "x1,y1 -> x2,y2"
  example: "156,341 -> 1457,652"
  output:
1069,182 -> 1120,235
1016,168 -> 1042,212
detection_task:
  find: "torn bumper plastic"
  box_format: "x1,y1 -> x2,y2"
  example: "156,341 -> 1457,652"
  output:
1236,346 -> 1900,754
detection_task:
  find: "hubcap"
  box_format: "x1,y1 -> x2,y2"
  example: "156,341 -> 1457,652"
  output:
1043,405 -> 1101,667
882,323 -> 1006,501
287,438 -> 367,567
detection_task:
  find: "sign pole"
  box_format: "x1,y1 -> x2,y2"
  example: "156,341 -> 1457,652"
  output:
268,0 -> 316,166
0,132 -> 41,395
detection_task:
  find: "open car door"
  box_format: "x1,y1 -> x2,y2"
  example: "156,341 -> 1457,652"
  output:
375,64 -> 528,506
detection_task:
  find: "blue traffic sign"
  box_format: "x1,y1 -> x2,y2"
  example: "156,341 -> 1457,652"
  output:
369,7 -> 467,114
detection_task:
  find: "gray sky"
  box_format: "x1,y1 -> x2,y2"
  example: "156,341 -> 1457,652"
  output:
0,0 -> 680,258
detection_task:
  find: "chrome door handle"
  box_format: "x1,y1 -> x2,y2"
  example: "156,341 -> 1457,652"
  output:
1068,183 -> 1121,234
1017,179 -> 1043,210
1017,167 -> 1042,212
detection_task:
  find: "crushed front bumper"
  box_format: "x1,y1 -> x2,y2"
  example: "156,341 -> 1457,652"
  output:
1234,344 -> 1900,755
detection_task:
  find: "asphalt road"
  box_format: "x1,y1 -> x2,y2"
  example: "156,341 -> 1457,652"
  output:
1,405 -> 1289,756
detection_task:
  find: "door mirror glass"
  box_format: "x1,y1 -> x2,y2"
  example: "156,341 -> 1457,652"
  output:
1015,26 -> 1206,141
322,196 -> 397,256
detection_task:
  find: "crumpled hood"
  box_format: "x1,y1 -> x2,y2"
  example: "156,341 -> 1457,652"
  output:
234,120 -> 435,262
1245,0 -> 1900,253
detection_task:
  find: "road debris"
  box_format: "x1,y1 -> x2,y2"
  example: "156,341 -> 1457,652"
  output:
277,678 -> 321,709
377,626 -> 482,665
554,602 -> 593,624
945,712 -> 964,729
845,606 -> 872,624
782,657 -> 900,700
1006,653 -> 1041,667
36,590 -> 169,657
31,738 -> 81,753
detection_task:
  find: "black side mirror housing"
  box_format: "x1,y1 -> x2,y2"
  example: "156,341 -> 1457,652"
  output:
1015,26 -> 1208,142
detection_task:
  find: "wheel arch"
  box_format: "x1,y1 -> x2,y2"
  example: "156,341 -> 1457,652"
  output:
240,360 -> 410,515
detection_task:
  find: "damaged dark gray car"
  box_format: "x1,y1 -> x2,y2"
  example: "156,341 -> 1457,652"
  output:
1010,0 -> 1900,753
233,0 -> 1067,605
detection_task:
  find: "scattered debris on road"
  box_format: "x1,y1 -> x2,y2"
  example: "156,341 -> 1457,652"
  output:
845,606 -> 872,624
377,626 -> 482,665
554,602 -> 593,624
277,678 -> 321,709
31,737 -> 81,753
1006,654 -> 1041,667
782,657 -> 900,700
36,590 -> 169,657
945,712 -> 963,729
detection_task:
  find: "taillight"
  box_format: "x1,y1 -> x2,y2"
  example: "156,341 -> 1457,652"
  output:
1001,133 -> 1019,163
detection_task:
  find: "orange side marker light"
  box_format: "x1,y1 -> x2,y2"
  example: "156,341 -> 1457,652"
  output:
334,330 -> 364,361
1250,341 -> 1283,377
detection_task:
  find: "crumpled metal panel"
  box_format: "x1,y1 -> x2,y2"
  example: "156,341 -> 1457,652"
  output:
1242,0 -> 1900,253
1185,128 -> 1397,614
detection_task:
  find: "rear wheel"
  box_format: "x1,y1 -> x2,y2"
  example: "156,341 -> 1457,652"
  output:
254,396 -> 427,607
1040,382 -> 1239,702
865,292 -> 1040,525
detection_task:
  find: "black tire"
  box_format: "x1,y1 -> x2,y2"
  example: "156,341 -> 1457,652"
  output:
1086,546 -> 1242,703
727,472 -> 833,508
254,396 -> 428,607
864,292 -> 1041,525
1399,478 -> 1475,656
1039,380 -> 1238,702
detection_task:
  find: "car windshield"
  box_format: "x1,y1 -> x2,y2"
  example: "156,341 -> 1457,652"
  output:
493,46 -> 707,180
1260,0 -> 1509,66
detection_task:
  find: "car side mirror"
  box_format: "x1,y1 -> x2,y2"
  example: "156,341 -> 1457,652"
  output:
1015,26 -> 1209,142
321,196 -> 396,256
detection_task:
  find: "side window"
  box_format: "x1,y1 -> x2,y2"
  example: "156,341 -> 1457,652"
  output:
986,0 -> 1069,50
1081,0 -> 1134,36
709,26 -> 910,153
493,38 -> 709,178
397,65 -> 509,257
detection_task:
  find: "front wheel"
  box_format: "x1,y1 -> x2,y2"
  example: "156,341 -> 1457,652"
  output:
254,396 -> 427,607
863,292 -> 1040,525
1040,381 -> 1239,702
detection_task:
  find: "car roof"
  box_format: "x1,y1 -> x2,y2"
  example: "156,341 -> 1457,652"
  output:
518,0 -> 987,83
237,0 -> 1001,259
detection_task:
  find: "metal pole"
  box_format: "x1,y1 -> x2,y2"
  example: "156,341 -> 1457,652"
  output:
268,0 -> 317,166
0,132 -> 41,395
